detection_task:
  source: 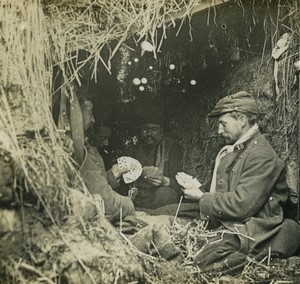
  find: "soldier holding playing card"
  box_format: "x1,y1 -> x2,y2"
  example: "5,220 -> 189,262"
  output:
132,99 -> 185,209
181,91 -> 300,274
62,96 -> 136,222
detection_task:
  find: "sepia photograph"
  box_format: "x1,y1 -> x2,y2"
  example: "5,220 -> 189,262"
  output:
0,0 -> 300,283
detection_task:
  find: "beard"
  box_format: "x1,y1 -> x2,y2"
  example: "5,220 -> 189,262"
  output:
220,134 -> 237,145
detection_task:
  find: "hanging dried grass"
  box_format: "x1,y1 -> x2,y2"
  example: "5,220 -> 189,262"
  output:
2,0 -> 299,283
0,0 -> 86,223
0,0 -> 229,222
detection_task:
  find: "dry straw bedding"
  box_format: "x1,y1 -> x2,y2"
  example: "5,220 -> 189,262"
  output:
1,0 -> 300,283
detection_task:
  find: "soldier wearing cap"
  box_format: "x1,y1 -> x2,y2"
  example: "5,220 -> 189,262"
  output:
182,91 -> 300,274
132,99 -> 185,209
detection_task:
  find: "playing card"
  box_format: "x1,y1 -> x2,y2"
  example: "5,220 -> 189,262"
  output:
175,172 -> 202,189
117,156 -> 143,184
117,156 -> 130,170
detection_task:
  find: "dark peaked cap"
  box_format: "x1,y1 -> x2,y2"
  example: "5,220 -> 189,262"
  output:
208,91 -> 258,118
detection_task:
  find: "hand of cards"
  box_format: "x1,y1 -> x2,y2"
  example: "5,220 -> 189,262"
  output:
142,166 -> 163,180
117,156 -> 143,184
175,172 -> 202,189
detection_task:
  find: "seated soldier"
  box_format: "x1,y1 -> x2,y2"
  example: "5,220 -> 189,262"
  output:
132,99 -> 185,209
182,91 -> 300,274
69,98 -> 135,221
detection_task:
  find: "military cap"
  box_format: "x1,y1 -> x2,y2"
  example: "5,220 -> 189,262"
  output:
135,98 -> 164,125
208,91 -> 258,118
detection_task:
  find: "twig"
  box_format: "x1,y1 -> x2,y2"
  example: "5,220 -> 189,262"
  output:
19,262 -> 56,284
267,246 -> 272,266
172,195 -> 183,226
119,208 -> 123,232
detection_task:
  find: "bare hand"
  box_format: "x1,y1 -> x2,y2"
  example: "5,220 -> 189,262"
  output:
182,187 -> 203,200
111,164 -> 130,180
145,176 -> 170,187
58,130 -> 74,155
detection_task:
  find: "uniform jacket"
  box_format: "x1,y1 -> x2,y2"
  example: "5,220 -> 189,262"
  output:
199,131 -> 300,256
133,137 -> 184,207
134,137 -> 184,189
80,145 -> 135,221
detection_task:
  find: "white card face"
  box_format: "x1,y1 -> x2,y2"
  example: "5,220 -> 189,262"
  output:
176,172 -> 202,189
118,156 -> 130,170
117,156 -> 143,184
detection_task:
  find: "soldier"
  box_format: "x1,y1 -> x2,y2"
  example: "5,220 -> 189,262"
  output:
182,91 -> 300,274
68,98 -> 135,222
132,99 -> 185,209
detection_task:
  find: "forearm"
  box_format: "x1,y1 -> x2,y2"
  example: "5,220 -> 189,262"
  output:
106,169 -> 120,190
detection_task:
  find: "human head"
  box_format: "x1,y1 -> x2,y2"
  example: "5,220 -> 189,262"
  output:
208,91 -> 258,144
139,123 -> 163,147
92,125 -> 111,148
136,98 -> 164,147
80,99 -> 95,133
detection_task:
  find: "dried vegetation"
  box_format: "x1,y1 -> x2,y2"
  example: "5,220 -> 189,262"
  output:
0,0 -> 300,283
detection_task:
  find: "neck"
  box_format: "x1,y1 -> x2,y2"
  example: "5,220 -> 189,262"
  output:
235,123 -> 259,145
239,125 -> 251,139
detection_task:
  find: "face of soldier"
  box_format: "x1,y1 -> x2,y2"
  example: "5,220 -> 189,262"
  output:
97,136 -> 109,147
140,123 -> 163,147
93,126 -> 111,149
217,113 -> 246,145
81,100 -> 95,133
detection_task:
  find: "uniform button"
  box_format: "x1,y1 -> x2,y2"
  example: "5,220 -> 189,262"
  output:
269,196 -> 273,201
206,215 -> 210,219
254,141 -> 257,144
219,180 -> 223,184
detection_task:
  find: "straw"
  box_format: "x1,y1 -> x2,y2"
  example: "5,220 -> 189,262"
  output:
172,195 -> 183,226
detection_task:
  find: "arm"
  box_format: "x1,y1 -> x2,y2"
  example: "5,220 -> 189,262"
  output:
199,150 -> 284,221
144,144 -> 185,188
80,147 -> 135,221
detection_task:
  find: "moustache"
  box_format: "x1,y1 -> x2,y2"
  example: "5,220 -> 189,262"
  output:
145,135 -> 155,140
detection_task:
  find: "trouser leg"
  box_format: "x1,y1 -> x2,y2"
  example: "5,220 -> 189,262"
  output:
257,219 -> 300,259
151,186 -> 181,209
193,233 -> 247,275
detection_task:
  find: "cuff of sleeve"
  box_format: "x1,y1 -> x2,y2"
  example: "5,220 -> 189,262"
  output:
106,170 -> 119,190
199,193 -> 214,220
169,177 -> 180,191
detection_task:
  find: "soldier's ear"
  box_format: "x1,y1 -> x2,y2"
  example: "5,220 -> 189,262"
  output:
239,114 -> 248,128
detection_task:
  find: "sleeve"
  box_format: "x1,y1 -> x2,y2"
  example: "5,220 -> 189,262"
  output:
199,149 -> 283,221
106,169 -> 120,190
80,148 -> 135,221
167,144 -> 184,190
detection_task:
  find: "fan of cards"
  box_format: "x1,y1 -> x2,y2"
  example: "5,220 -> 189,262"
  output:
175,172 -> 202,189
117,156 -> 143,184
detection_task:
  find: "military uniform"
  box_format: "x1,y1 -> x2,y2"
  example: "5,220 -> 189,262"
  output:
133,138 -> 184,209
80,145 -> 135,222
193,91 -> 300,273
